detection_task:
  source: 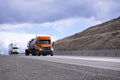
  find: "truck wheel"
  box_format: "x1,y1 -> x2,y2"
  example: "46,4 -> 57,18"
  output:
11,52 -> 13,55
43,54 -> 46,56
25,49 -> 29,56
32,54 -> 36,56
38,54 -> 41,56
35,51 -> 40,56
50,53 -> 53,56
9,52 -> 11,55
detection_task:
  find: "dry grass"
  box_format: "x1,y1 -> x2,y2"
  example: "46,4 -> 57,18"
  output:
54,17 -> 120,51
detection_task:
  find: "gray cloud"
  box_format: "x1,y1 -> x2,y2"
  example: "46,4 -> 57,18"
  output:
0,0 -> 120,24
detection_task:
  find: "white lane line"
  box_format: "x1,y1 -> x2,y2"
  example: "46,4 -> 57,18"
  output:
46,56 -> 120,63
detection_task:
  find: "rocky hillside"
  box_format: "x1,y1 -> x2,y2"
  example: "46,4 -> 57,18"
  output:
54,17 -> 120,51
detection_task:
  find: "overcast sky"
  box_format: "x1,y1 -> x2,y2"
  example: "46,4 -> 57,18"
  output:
0,0 -> 120,54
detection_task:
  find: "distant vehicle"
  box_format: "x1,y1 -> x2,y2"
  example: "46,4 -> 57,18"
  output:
25,36 -> 54,56
9,43 -> 19,55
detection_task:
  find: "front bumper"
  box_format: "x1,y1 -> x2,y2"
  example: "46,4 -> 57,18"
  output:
11,52 -> 19,54
39,50 -> 53,55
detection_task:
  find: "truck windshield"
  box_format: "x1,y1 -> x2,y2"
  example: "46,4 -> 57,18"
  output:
38,40 -> 51,44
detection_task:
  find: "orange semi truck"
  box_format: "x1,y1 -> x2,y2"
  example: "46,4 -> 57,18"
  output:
25,36 -> 53,56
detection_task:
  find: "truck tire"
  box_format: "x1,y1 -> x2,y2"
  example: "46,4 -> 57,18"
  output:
43,54 -> 46,56
38,52 -> 41,56
32,54 -> 36,56
35,50 -> 40,56
38,54 -> 41,56
9,52 -> 11,55
50,53 -> 53,56
11,52 -> 13,55
31,50 -> 36,56
25,49 -> 29,56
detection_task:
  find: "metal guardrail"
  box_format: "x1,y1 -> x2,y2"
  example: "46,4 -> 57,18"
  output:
54,49 -> 120,57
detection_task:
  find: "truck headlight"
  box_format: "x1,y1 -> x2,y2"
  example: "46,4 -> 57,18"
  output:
39,48 -> 42,51
51,47 -> 54,51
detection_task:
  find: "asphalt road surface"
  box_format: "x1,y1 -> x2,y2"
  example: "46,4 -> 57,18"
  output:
0,54 -> 120,80
21,55 -> 120,71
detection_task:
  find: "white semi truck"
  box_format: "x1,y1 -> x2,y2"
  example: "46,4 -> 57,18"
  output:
9,43 -> 19,55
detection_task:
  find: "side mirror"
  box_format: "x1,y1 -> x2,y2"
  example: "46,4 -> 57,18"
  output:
52,42 -> 54,46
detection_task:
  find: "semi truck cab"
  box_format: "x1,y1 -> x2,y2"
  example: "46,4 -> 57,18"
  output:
9,43 -> 19,55
25,36 -> 53,56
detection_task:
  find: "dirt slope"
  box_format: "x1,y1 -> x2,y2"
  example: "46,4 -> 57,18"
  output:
54,17 -> 120,51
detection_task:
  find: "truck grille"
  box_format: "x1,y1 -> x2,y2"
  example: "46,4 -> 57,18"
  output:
42,47 -> 51,51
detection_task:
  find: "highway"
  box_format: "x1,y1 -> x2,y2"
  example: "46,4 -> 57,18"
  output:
0,55 -> 120,80
21,55 -> 120,71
